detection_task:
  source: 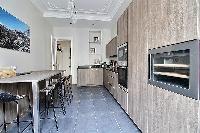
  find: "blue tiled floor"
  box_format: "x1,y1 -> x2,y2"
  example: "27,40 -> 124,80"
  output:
7,86 -> 141,133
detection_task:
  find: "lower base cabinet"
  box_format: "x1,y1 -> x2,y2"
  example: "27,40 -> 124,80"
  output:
103,69 -> 128,112
78,68 -> 103,86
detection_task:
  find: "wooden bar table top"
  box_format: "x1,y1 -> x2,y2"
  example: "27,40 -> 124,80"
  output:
0,70 -> 64,133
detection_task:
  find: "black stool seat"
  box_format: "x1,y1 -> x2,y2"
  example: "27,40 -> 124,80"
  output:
40,85 -> 54,93
0,92 -> 33,133
40,82 -> 59,131
0,93 -> 24,103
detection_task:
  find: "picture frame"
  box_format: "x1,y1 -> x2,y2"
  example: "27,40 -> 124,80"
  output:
0,7 -> 30,53
90,48 -> 95,54
94,37 -> 99,42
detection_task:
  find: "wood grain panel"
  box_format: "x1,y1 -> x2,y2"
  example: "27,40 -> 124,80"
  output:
127,0 -> 200,132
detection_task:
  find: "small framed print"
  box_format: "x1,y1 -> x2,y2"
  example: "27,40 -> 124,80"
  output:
90,48 -> 95,54
94,37 -> 99,42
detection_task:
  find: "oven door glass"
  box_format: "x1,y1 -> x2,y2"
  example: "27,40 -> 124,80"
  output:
118,67 -> 127,88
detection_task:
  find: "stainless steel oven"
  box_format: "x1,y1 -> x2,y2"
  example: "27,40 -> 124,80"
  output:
117,43 -> 128,67
118,67 -> 128,89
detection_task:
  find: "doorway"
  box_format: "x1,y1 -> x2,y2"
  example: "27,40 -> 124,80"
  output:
56,39 -> 72,76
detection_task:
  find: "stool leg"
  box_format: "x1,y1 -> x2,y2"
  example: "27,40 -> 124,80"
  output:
16,101 -> 20,133
57,84 -> 66,115
68,85 -> 72,104
63,83 -> 66,98
27,94 -> 34,133
3,102 -> 6,132
50,92 -> 58,131
67,86 -> 70,105
70,85 -> 73,99
45,93 -> 48,116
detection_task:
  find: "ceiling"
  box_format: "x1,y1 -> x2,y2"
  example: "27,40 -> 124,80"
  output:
30,0 -> 131,28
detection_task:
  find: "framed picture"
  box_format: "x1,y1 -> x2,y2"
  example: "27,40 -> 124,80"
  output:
0,7 -> 30,53
94,37 -> 99,42
90,48 -> 95,54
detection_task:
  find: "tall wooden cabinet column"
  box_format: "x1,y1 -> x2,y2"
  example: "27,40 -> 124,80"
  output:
117,9 -> 128,46
127,0 -> 200,132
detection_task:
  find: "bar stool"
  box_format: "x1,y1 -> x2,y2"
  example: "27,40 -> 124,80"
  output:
40,82 -> 58,131
0,92 -> 33,133
61,76 -> 69,105
55,80 -> 66,115
63,75 -> 73,104
68,75 -> 73,102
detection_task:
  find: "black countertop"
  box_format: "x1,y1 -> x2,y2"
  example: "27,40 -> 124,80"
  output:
78,65 -> 103,69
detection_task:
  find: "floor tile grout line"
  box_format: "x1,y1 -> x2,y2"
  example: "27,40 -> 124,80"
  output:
73,99 -> 80,133
93,96 -> 99,133
112,111 -> 123,133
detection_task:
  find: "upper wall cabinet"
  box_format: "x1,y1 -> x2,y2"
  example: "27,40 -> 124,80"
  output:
117,9 -> 128,47
106,36 -> 117,58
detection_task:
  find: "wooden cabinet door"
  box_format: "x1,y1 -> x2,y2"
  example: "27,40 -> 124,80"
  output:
117,85 -> 122,105
122,90 -> 126,111
96,68 -> 103,85
117,15 -> 122,47
117,9 -> 128,47
117,19 -> 120,46
110,74 -> 114,95
89,68 -> 103,86
77,69 -> 90,86
113,37 -> 117,56
108,43 -> 111,58
106,36 -> 117,58
89,68 -> 95,85
109,40 -> 113,57
113,73 -> 118,99
103,69 -> 107,85
122,90 -> 128,113
104,70 -> 109,89
124,9 -> 128,43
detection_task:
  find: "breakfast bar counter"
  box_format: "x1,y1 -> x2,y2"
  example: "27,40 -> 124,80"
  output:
0,70 -> 64,133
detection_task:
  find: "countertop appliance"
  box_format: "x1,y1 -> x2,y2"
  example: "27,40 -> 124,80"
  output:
117,43 -> 128,67
109,60 -> 118,72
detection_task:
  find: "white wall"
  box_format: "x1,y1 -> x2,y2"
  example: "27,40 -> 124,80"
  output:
53,27 -> 111,84
110,23 -> 117,39
0,0 -> 53,72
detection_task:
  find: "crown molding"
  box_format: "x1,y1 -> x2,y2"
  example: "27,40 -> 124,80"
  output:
43,11 -> 112,21
31,0 -> 126,22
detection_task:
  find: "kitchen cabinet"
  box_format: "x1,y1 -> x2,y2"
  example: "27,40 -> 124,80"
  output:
90,68 -> 103,86
117,9 -> 128,47
119,85 -> 128,113
103,68 -> 128,112
77,69 -> 90,86
77,68 -> 103,86
106,36 -> 117,58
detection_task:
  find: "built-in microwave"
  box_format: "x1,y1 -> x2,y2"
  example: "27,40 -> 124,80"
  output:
117,43 -> 128,67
